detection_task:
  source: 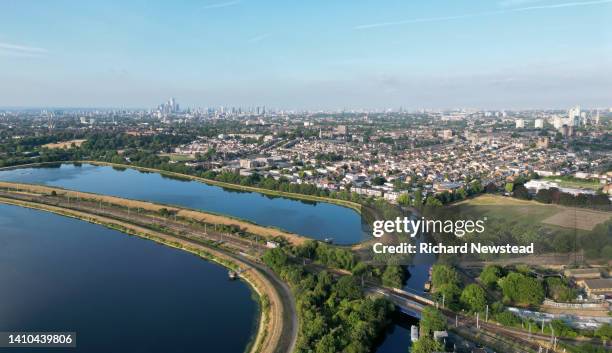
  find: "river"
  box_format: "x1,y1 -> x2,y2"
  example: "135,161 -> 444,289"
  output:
0,204 -> 258,353
0,163 -> 366,245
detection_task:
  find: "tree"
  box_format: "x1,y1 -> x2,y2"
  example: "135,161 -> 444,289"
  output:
397,193 -> 410,207
595,323 -> 612,340
431,264 -> 460,288
535,189 -> 552,204
425,196 -> 443,207
334,276 -> 362,300
485,183 -> 497,193
460,284 -> 487,313
413,188 -> 423,207
411,336 -> 443,353
513,184 -> 530,200
505,183 -> 514,193
315,332 -> 338,353
352,262 -> 371,287
545,277 -> 576,302
468,179 -> 483,195
382,265 -> 405,288
499,272 -> 544,306
371,176 -> 386,186
420,307 -> 446,336
431,265 -> 462,306
455,187 -> 467,200
479,265 -> 502,289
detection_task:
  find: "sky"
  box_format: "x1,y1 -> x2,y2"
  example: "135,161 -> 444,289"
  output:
1,0 -> 611,110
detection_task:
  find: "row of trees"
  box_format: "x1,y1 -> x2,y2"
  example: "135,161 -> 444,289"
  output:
397,180 -> 487,208
511,183 -> 611,210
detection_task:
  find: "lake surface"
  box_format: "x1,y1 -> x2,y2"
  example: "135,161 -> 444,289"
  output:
0,204 -> 258,353
0,163 -> 367,244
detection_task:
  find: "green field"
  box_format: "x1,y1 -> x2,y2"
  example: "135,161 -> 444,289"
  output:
455,194 -> 610,231
430,194 -> 612,261
158,153 -> 196,162
542,176 -> 603,191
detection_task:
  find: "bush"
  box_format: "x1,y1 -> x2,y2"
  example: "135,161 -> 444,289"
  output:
493,311 -> 521,327
420,307 -> 446,336
460,284 -> 487,313
498,272 -> 544,306
479,265 -> 502,288
381,265 -> 405,288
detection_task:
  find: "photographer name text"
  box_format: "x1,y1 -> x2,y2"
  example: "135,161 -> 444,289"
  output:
373,242 -> 534,254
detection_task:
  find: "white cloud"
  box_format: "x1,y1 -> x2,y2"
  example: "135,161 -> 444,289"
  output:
0,42 -> 47,53
201,1 -> 241,10
354,0 -> 612,30
0,42 -> 47,58
498,0 -> 551,7
248,34 -> 270,43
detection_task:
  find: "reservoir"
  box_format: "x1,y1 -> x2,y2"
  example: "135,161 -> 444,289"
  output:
0,163 -> 435,352
0,163 -> 367,244
0,204 -> 258,353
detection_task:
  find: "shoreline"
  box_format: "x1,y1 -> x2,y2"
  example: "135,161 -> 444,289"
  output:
84,160 -> 363,213
0,192 -> 293,353
0,160 -> 362,213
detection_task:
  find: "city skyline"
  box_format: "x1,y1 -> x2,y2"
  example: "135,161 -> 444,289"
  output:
1,0 -> 611,109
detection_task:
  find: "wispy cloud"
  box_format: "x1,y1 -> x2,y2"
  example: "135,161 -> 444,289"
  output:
498,0 -> 550,7
201,0 -> 241,10
248,33 -> 270,43
0,42 -> 47,57
354,0 -> 612,30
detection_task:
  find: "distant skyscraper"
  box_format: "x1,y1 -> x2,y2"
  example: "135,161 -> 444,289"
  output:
515,119 -> 525,129
568,105 -> 581,126
534,119 -> 544,129
157,97 -> 180,115
552,116 -> 563,129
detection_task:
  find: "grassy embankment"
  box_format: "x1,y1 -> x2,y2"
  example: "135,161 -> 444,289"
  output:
0,184 -> 292,353
0,181 -> 306,246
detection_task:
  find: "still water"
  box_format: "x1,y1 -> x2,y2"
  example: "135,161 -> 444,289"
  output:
0,163 -> 366,244
0,204 -> 258,353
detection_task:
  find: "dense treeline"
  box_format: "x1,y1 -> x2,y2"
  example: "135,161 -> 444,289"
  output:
290,240 -> 357,271
511,184 -> 611,210
262,247 -> 394,353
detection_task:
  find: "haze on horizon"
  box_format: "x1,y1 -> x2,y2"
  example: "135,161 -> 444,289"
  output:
1,0 -> 611,110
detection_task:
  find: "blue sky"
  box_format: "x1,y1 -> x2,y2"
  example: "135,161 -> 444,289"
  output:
1,0 -> 611,109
